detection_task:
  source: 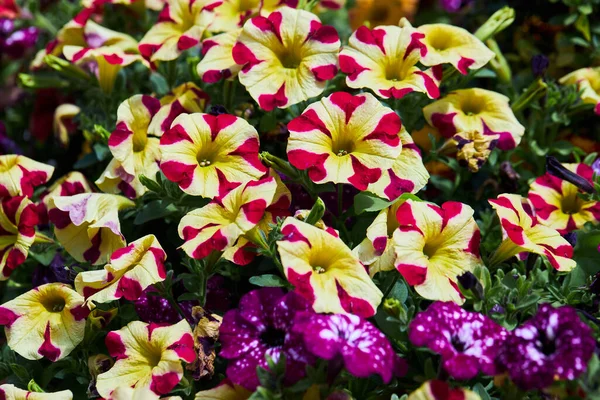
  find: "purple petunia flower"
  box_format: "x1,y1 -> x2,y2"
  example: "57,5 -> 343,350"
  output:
496,304 -> 596,390
134,287 -> 195,324
409,302 -> 508,380
592,158 -> 600,176
32,254 -> 77,287
219,288 -> 314,391
293,312 -> 398,383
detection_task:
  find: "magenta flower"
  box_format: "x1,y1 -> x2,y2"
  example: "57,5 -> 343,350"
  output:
134,288 -> 196,324
219,288 -> 314,391
496,304 -> 596,390
409,302 -> 508,380
293,313 -> 397,383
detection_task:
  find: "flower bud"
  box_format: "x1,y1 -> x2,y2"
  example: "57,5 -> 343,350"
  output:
546,156 -> 595,194
474,7 -> 515,42
531,54 -> 549,77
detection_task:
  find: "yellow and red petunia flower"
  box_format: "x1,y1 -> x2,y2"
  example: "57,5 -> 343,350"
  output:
197,29 -> 242,83
423,88 -> 525,151
53,104 -> 81,147
109,386 -> 183,400
407,380 -> 481,400
148,82 -> 209,137
0,384 -> 73,400
349,0 -> 419,30
160,112 -> 267,198
489,194 -> 576,271
63,45 -> 148,93
367,129 -> 429,200
0,155 -> 54,198
418,24 -> 494,75
0,283 -> 90,362
0,196 -> 39,281
75,235 -> 167,303
353,201 -> 403,278
97,95 -> 162,199
276,217 -> 383,317
138,0 -> 213,62
529,163 -> 600,234
194,380 -> 251,400
179,178 -> 277,259
48,193 -> 135,265
37,171 -> 92,225
286,92 -> 402,190
206,0 -> 256,32
96,319 -> 195,398
559,67 -> 600,115
392,199 -> 482,304
339,20 -> 441,100
232,6 -> 340,110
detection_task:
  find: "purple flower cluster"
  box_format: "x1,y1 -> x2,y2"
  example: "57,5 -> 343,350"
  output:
134,288 -> 196,324
0,18 -> 38,59
496,304 -> 596,390
409,302 -> 507,380
219,288 -> 400,390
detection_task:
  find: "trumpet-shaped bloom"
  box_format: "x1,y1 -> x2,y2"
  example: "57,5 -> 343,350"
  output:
97,95 -> 162,198
96,319 -> 195,398
207,0 -> 258,32
197,29 -> 242,83
75,235 -> 167,303
0,155 -> 54,198
418,24 -> 494,75
0,196 -> 39,281
489,194 -> 576,272
339,22 -> 441,99
138,0 -> 213,62
38,171 -> 92,225
287,92 -> 402,190
53,104 -> 80,147
277,217 -> 383,317
232,7 -> 340,110
392,200 -> 482,304
48,193 -> 135,265
353,201 -> 403,277
0,385 -> 73,400
367,129 -> 429,200
528,163 -> 600,234
179,178 -> 277,259
407,380 -> 481,400
0,283 -> 90,361
160,113 -> 266,198
147,82 -> 209,137
423,88 -> 525,151
63,45 -> 147,93
559,67 -> 600,115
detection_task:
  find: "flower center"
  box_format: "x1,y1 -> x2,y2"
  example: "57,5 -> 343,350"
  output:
428,34 -> 453,51
132,131 -> 148,153
41,295 -> 66,313
451,336 -> 466,352
312,265 -> 326,274
332,136 -> 355,157
422,241 -> 438,259
279,49 -> 303,69
260,327 -> 286,348
460,100 -> 485,116
537,331 -> 556,356
144,345 -> 163,368
560,193 -> 583,215
238,0 -> 259,12
0,156 -> 17,172
385,61 -> 411,82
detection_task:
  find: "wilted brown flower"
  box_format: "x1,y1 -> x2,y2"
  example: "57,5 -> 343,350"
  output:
187,306 -> 222,380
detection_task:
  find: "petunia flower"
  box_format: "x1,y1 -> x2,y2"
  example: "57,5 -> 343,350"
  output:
418,24 -> 494,75
529,163 -> 600,234
448,129 -> 494,172
207,0 -> 258,33
232,7 -> 340,110
423,88 -> 525,151
193,380 -> 251,400
559,67 -> 600,115
197,29 -> 242,83
37,172 -> 92,225
134,288 -> 196,324
48,193 -> 135,265
366,129 -> 430,200
96,319 -> 195,398
349,0 -> 419,30
53,104 -> 81,147
392,199 -> 482,304
63,45 -> 148,93
409,301 -> 507,379
0,155 -> 54,198
138,0 -> 213,62
0,283 -> 90,362
160,112 -> 266,198
277,217 -> 383,317
353,201 -> 404,278
219,288 -> 314,390
0,196 -> 39,281
0,385 -> 73,400
0,0 -> 18,19
407,380 -> 481,400
179,177 -> 277,259
75,235 -> 167,303
293,312 -> 396,383
488,194 -> 576,271
147,82 -> 209,137
339,21 -> 441,100
96,95 -> 162,198
287,92 -> 403,190
496,304 -> 596,390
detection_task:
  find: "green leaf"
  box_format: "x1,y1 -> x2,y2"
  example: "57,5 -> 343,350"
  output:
150,73 -> 169,97
177,293 -> 199,302
305,197 -> 325,225
259,113 -> 277,133
353,192 -> 393,214
583,152 -> 598,166
93,143 -> 111,161
249,274 -> 288,287
10,363 -> 30,383
73,152 -> 98,169
574,229 -> 600,276
139,174 -> 163,193
472,383 -> 492,400
575,14 -> 591,41
389,280 -> 408,303
133,200 -> 176,225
